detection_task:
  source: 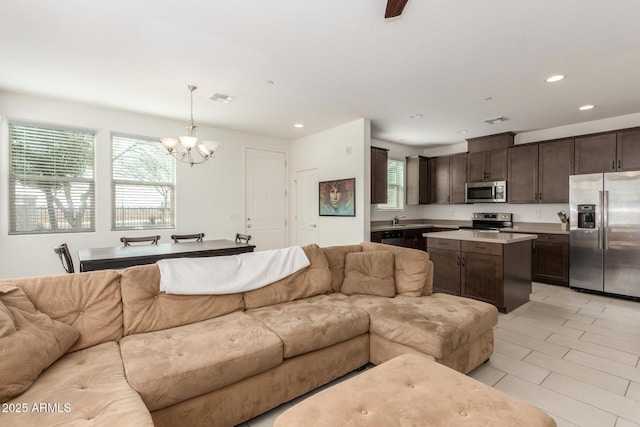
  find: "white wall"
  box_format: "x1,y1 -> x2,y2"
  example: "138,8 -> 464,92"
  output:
290,119 -> 369,246
0,90 -> 289,278
369,138 -> 424,222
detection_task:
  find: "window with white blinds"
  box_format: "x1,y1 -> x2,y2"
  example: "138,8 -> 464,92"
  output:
112,135 -> 175,230
377,158 -> 405,210
9,122 -> 95,234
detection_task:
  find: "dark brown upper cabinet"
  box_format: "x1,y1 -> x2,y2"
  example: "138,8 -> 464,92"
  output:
428,153 -> 467,205
507,144 -> 538,203
574,133 -> 617,174
467,149 -> 508,182
617,129 -> 640,171
406,155 -> 430,205
466,132 -> 514,182
429,156 -> 451,204
449,153 -> 468,204
371,146 -> 389,204
575,129 -> 640,174
538,138 -> 574,203
508,138 -> 574,204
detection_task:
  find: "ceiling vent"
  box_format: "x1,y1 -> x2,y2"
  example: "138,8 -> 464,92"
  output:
483,116 -> 509,125
209,93 -> 236,103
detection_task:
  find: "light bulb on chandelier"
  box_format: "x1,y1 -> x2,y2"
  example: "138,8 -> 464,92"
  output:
160,85 -> 220,167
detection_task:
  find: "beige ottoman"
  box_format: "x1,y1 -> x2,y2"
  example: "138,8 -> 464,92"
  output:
275,354 -> 556,427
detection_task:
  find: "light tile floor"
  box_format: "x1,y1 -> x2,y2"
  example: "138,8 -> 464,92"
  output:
239,283 -> 640,427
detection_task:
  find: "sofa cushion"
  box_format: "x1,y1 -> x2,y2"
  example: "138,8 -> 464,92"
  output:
349,293 -> 498,360
0,341 -> 153,426
360,242 -> 433,296
321,244 -> 363,292
11,270 -> 123,352
342,251 -> 395,297
0,283 -> 79,403
244,244 -> 333,309
120,311 -> 283,411
247,293 -> 370,358
120,264 -> 245,335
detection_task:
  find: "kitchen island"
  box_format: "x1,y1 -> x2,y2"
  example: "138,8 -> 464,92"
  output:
425,230 -> 537,313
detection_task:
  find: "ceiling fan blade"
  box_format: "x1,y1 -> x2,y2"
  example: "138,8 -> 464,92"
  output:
385,0 -> 408,18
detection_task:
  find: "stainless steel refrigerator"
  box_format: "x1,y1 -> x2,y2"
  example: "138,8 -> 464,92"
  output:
569,171 -> 640,298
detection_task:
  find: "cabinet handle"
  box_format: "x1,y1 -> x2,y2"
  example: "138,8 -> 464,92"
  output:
539,192 -> 542,201
456,255 -> 460,266
612,160 -> 615,170
461,256 -> 465,267
618,160 -> 621,169
534,193 -> 538,201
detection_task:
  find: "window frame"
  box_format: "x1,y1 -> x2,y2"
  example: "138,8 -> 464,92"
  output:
8,120 -> 96,235
377,157 -> 405,211
111,133 -> 176,231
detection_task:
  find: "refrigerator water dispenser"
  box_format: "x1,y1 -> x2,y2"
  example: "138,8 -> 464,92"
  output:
577,204 -> 596,229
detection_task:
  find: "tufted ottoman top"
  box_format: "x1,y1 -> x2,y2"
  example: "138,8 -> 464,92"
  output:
274,354 -> 556,427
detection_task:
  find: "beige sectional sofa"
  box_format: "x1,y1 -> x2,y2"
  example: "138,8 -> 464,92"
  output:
1,242 -> 498,426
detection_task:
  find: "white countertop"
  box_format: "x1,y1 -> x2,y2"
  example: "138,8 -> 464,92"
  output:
423,230 -> 538,244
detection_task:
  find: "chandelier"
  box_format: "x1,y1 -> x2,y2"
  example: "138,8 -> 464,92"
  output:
160,85 -> 220,167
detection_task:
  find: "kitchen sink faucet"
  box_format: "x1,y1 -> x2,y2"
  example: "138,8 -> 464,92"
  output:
392,215 -> 406,226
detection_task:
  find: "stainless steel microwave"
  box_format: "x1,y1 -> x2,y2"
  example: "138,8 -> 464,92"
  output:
465,181 -> 507,203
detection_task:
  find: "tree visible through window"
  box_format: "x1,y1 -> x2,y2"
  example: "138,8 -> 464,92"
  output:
9,122 -> 95,234
378,158 -> 404,210
112,135 -> 175,230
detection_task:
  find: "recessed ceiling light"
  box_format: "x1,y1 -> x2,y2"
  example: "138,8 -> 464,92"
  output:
579,104 -> 595,111
546,75 -> 566,83
456,130 -> 468,134
294,123 -> 304,128
484,97 -> 493,101
410,113 -> 423,119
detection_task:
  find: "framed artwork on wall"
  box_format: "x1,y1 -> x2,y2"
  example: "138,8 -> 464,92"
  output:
319,178 -> 355,217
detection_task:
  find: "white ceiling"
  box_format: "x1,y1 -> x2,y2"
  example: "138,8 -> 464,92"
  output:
2,0 -> 640,146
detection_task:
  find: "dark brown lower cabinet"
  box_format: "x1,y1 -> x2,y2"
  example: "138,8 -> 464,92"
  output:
427,237 -> 532,313
532,234 -> 569,286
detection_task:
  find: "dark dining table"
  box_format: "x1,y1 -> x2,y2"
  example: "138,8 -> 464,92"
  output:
78,239 -> 255,272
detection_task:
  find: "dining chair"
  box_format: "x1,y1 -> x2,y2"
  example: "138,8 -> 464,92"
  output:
120,235 -> 161,247
235,233 -> 252,244
53,243 -> 74,273
171,233 -> 205,243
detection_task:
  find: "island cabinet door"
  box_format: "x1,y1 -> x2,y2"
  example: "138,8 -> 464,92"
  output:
427,238 -> 461,295
428,248 -> 461,295
461,252 -> 503,308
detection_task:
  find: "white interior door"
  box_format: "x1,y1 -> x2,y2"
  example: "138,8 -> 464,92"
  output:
246,148 -> 287,251
295,168 -> 318,246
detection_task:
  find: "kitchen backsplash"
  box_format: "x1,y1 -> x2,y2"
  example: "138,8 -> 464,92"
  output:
371,203 -> 568,224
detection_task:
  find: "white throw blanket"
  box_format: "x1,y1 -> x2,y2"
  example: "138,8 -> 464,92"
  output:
157,246 -> 310,295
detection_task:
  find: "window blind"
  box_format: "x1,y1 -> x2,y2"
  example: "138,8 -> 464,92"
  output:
378,158 -> 405,210
9,122 -> 95,234
112,135 -> 175,230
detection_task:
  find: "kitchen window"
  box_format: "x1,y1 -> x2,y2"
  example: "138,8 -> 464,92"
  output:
8,121 -> 95,234
111,134 -> 175,230
378,158 -> 404,210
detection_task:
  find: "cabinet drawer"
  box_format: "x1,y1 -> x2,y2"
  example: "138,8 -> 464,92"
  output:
461,241 -> 502,256
536,233 -> 569,243
427,238 -> 460,251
